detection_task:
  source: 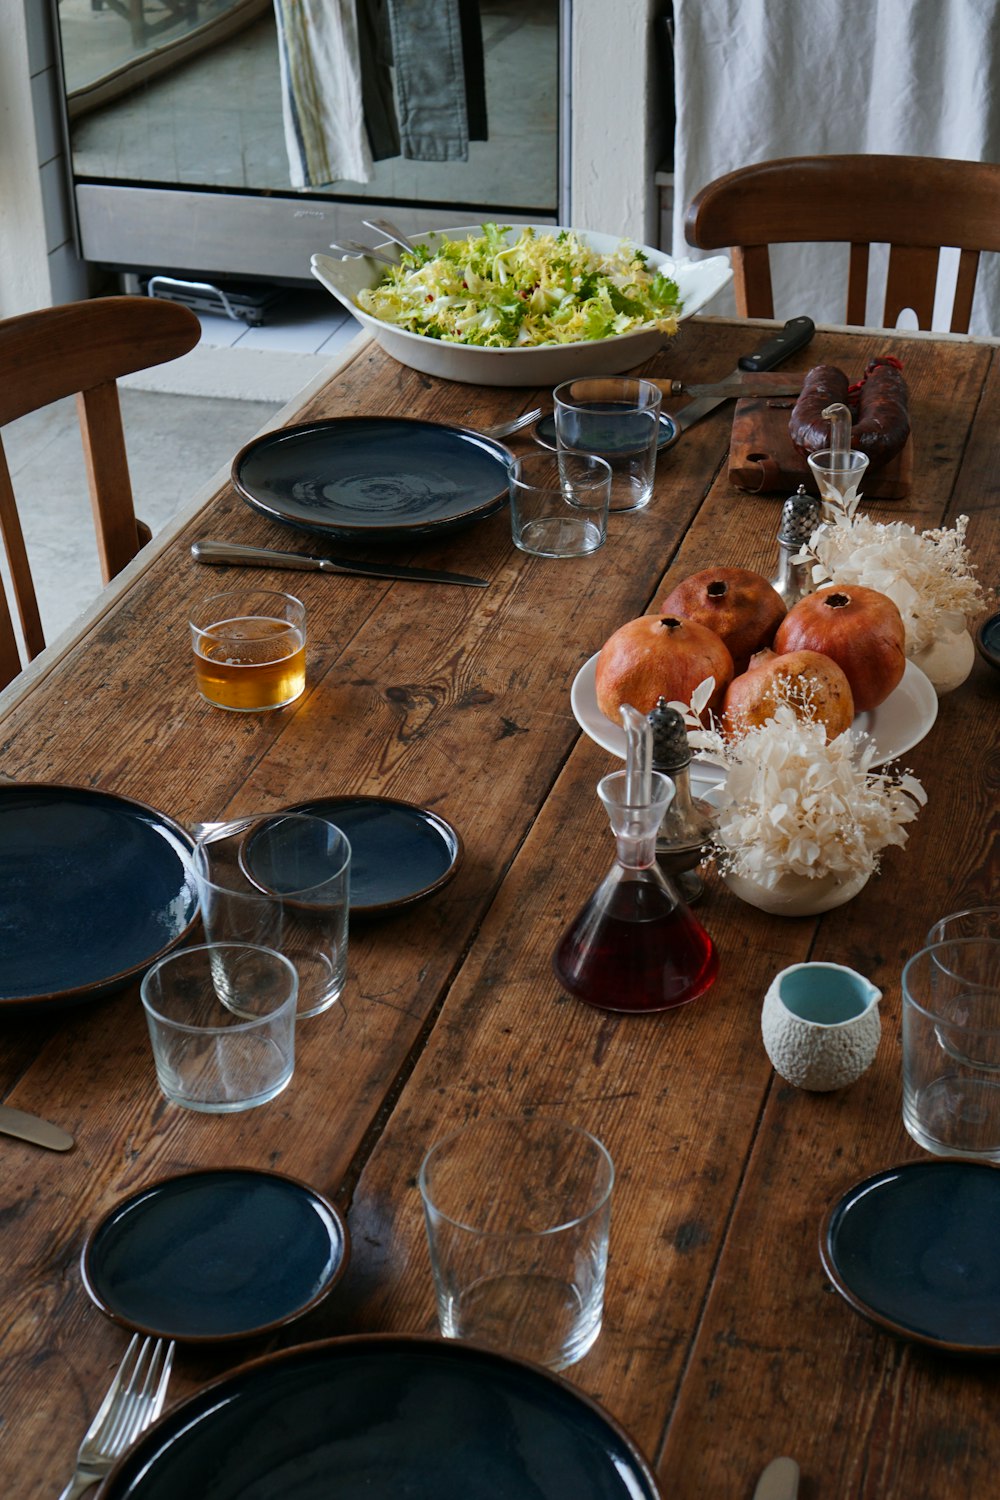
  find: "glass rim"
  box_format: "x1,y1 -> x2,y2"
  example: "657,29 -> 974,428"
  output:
806,448 -> 870,472
139,941 -> 299,1032
927,906 -> 1000,943
190,587 -> 306,632
508,449 -> 613,489
551,374 -> 663,407
902,937 -> 1000,1025
418,1113 -> 615,1239
193,812 -> 352,897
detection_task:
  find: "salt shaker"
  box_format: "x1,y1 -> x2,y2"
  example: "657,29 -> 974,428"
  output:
647,698 -> 715,903
769,486 -> 821,608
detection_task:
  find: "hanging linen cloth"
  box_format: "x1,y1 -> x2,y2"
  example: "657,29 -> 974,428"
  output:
274,0 -> 373,187
387,0 -> 487,162
670,0 -> 1000,336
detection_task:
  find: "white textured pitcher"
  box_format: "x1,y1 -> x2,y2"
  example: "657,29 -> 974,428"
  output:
761,962 -> 882,1091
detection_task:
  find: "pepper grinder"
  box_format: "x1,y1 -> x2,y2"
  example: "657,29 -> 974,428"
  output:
647,698 -> 716,903
770,486 -> 822,608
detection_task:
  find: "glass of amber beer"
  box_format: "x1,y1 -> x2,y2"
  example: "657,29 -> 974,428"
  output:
190,588 -> 306,711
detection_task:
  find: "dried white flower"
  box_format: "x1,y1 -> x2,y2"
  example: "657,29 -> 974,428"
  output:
795,492 -> 983,656
679,681 -> 926,889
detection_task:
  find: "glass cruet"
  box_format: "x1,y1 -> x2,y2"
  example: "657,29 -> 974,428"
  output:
552,705 -> 719,1013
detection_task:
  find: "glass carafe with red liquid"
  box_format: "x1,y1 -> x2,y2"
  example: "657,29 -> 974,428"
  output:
553,707 -> 717,1013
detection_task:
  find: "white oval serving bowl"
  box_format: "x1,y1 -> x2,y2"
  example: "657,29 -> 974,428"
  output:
311,225 -> 732,387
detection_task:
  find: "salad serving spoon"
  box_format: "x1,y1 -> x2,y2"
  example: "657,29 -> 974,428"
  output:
362,217 -> 417,253
329,240 -> 399,269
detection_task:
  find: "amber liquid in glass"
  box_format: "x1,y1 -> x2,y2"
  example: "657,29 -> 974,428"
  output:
553,879 -> 718,1013
194,615 -> 305,711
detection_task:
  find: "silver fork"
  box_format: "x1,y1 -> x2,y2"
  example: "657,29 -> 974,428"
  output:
59,1336 -> 175,1500
480,407 -> 544,440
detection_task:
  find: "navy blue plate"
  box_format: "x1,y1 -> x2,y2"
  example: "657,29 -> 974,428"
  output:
820,1160 -> 1000,1353
0,783 -> 198,1009
101,1335 -> 661,1499
82,1169 -> 349,1343
245,796 -> 462,916
232,417 -> 512,542
976,610 -> 1000,671
533,408 -> 678,453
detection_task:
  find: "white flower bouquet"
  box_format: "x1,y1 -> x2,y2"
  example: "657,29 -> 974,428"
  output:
674,679 -> 926,891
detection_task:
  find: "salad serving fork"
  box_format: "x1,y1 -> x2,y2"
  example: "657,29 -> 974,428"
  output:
362,217 -> 417,252
58,1335 -> 175,1499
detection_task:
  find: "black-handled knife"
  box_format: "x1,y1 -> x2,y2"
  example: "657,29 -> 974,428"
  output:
670,316 -> 816,436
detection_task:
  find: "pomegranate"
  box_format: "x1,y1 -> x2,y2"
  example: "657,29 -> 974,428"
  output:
773,585 -> 905,712
595,614 -> 733,723
722,648 -> 855,741
659,567 -> 787,673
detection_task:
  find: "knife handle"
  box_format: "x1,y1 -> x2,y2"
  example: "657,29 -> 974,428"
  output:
738,316 -> 815,372
192,541 -> 320,571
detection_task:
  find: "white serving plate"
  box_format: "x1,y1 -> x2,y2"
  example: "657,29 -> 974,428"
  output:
311,226 -> 732,387
570,654 -> 939,792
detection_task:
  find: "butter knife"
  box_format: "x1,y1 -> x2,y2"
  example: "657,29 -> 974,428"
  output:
753,1457 -> 800,1500
0,1104 -> 74,1151
192,540 -> 488,588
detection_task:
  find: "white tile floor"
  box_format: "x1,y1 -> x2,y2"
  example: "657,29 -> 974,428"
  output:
3,290 -> 361,657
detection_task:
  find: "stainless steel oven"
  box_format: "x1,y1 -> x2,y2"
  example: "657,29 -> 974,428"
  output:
52,0 -> 568,285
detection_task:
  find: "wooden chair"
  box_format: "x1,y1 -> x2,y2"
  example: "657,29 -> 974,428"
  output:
0,295 -> 200,689
684,153 -> 1000,332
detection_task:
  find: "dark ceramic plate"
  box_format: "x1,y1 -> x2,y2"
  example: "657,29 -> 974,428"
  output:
820,1160 -> 1000,1353
82,1169 -> 349,1343
245,796 -> 462,916
102,1335 -> 661,1499
976,610 -> 1000,671
532,409 -> 678,453
232,417 -> 512,542
0,783 -> 198,1009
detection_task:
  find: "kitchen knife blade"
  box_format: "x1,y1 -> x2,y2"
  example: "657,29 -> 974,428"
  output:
0,1105 -> 74,1151
753,1457 -> 800,1500
192,540 -> 489,588
669,316 -> 815,435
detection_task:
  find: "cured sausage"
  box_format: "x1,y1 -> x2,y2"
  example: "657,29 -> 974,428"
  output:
788,358 -> 910,466
788,366 -> 851,455
851,357 -> 910,465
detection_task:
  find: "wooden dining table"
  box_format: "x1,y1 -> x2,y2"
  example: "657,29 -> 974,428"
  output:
0,311 -> 998,1498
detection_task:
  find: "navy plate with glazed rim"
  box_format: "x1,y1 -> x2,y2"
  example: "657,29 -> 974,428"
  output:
0,783 -> 198,1009
245,795 -> 462,917
820,1159 -> 1000,1354
231,417 -> 512,543
82,1169 -> 349,1343
101,1334 -> 661,1499
532,408 -> 678,453
976,610 -> 1000,671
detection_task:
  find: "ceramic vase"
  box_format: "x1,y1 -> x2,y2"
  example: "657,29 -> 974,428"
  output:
722,866 -> 869,917
761,961 -> 882,1091
909,625 -> 975,695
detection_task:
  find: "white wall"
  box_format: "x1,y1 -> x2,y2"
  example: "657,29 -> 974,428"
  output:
0,0 -> 89,318
570,0 -> 663,244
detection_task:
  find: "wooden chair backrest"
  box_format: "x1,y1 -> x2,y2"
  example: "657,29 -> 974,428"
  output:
684,154 -> 1000,332
0,296 -> 200,689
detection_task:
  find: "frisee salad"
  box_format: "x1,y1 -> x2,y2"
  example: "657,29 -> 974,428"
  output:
354,224 -> 683,349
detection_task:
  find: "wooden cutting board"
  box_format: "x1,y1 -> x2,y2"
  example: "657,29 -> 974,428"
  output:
728,391 -> 912,499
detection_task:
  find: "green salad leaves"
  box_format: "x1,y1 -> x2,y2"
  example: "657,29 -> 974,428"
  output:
355,225 -> 683,348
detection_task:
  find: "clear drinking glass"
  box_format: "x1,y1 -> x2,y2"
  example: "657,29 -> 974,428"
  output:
140,942 -> 297,1112
927,908 -> 1000,944
508,450 -> 611,557
902,938 -> 1000,1159
194,813 -> 351,1019
419,1114 -> 614,1371
190,588 -> 306,712
553,376 -> 662,512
